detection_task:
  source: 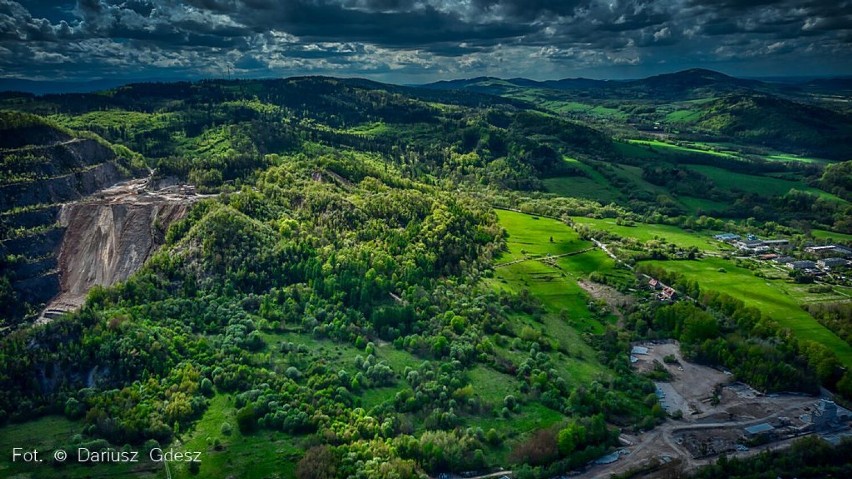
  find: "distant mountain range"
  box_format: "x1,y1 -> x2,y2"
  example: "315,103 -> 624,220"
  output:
419,69 -> 785,100
0,78 -> 147,95
2,69 -> 852,95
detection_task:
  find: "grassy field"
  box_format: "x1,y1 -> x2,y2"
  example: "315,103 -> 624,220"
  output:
471,401 -> 566,466
620,135 -> 832,168
509,94 -> 627,120
468,365 -> 522,404
679,196 -> 730,213
571,217 -> 728,253
173,394 -> 301,479
665,109 -> 703,123
643,257 -> 852,367
491,209 -> 621,369
543,176 -> 622,203
543,158 -> 622,203
495,209 -> 591,262
685,164 -> 842,200
610,164 -> 672,198
543,157 -> 735,216
810,229 -> 852,243
624,139 -> 738,159
764,153 -> 830,165
483,209 -> 636,462
344,121 -> 392,136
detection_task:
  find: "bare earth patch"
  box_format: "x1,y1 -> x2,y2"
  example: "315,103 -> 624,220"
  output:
577,279 -> 634,320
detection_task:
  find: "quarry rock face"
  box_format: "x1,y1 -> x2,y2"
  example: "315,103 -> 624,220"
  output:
38,178 -> 199,321
0,121 -> 201,326
0,139 -> 124,211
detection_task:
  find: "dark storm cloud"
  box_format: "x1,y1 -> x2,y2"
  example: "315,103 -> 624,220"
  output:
0,0 -> 851,81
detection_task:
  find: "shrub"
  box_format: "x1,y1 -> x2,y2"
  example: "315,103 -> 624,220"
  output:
236,405 -> 257,434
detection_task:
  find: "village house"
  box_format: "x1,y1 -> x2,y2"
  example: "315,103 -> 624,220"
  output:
735,239 -> 763,249
713,233 -> 741,242
658,286 -> 677,302
762,239 -> 790,249
735,239 -> 769,254
805,245 -> 852,258
787,260 -> 817,271
818,257 -> 849,271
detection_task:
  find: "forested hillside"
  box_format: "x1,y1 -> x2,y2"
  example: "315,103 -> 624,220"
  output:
0,79 -> 663,479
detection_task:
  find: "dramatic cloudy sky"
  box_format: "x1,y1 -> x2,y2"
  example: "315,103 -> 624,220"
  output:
1,0 -> 851,83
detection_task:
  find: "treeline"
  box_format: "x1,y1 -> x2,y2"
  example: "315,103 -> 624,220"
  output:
805,302 -> 852,346
821,160 -> 852,201
691,436 -> 852,479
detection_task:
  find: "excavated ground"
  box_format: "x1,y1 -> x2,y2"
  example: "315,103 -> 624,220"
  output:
37,177 -> 203,323
583,342 -> 825,478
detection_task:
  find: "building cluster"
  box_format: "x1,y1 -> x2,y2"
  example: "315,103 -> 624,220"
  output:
713,233 -> 792,254
741,399 -> 850,444
647,278 -> 677,301
713,233 -> 851,276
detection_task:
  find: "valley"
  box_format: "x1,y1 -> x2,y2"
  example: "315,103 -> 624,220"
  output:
1,69 -> 851,479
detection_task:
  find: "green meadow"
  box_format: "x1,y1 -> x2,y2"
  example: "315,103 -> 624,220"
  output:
173,394 -> 301,479
491,209 -> 624,368
495,208 -> 591,262
764,153 -> 830,165
679,195 -> 730,213
542,175 -> 622,204
483,210 -> 631,462
624,139 -> 738,159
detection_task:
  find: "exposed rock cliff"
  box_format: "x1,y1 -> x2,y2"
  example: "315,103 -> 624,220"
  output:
0,113 -> 199,327
39,178 -> 200,322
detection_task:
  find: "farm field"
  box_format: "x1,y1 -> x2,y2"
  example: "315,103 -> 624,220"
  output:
643,257 -> 852,367
764,153 -> 829,165
543,159 -> 738,217
679,195 -> 730,213
609,164 -> 672,197
624,139 -> 738,159
495,208 -> 591,262
543,175 -> 621,203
